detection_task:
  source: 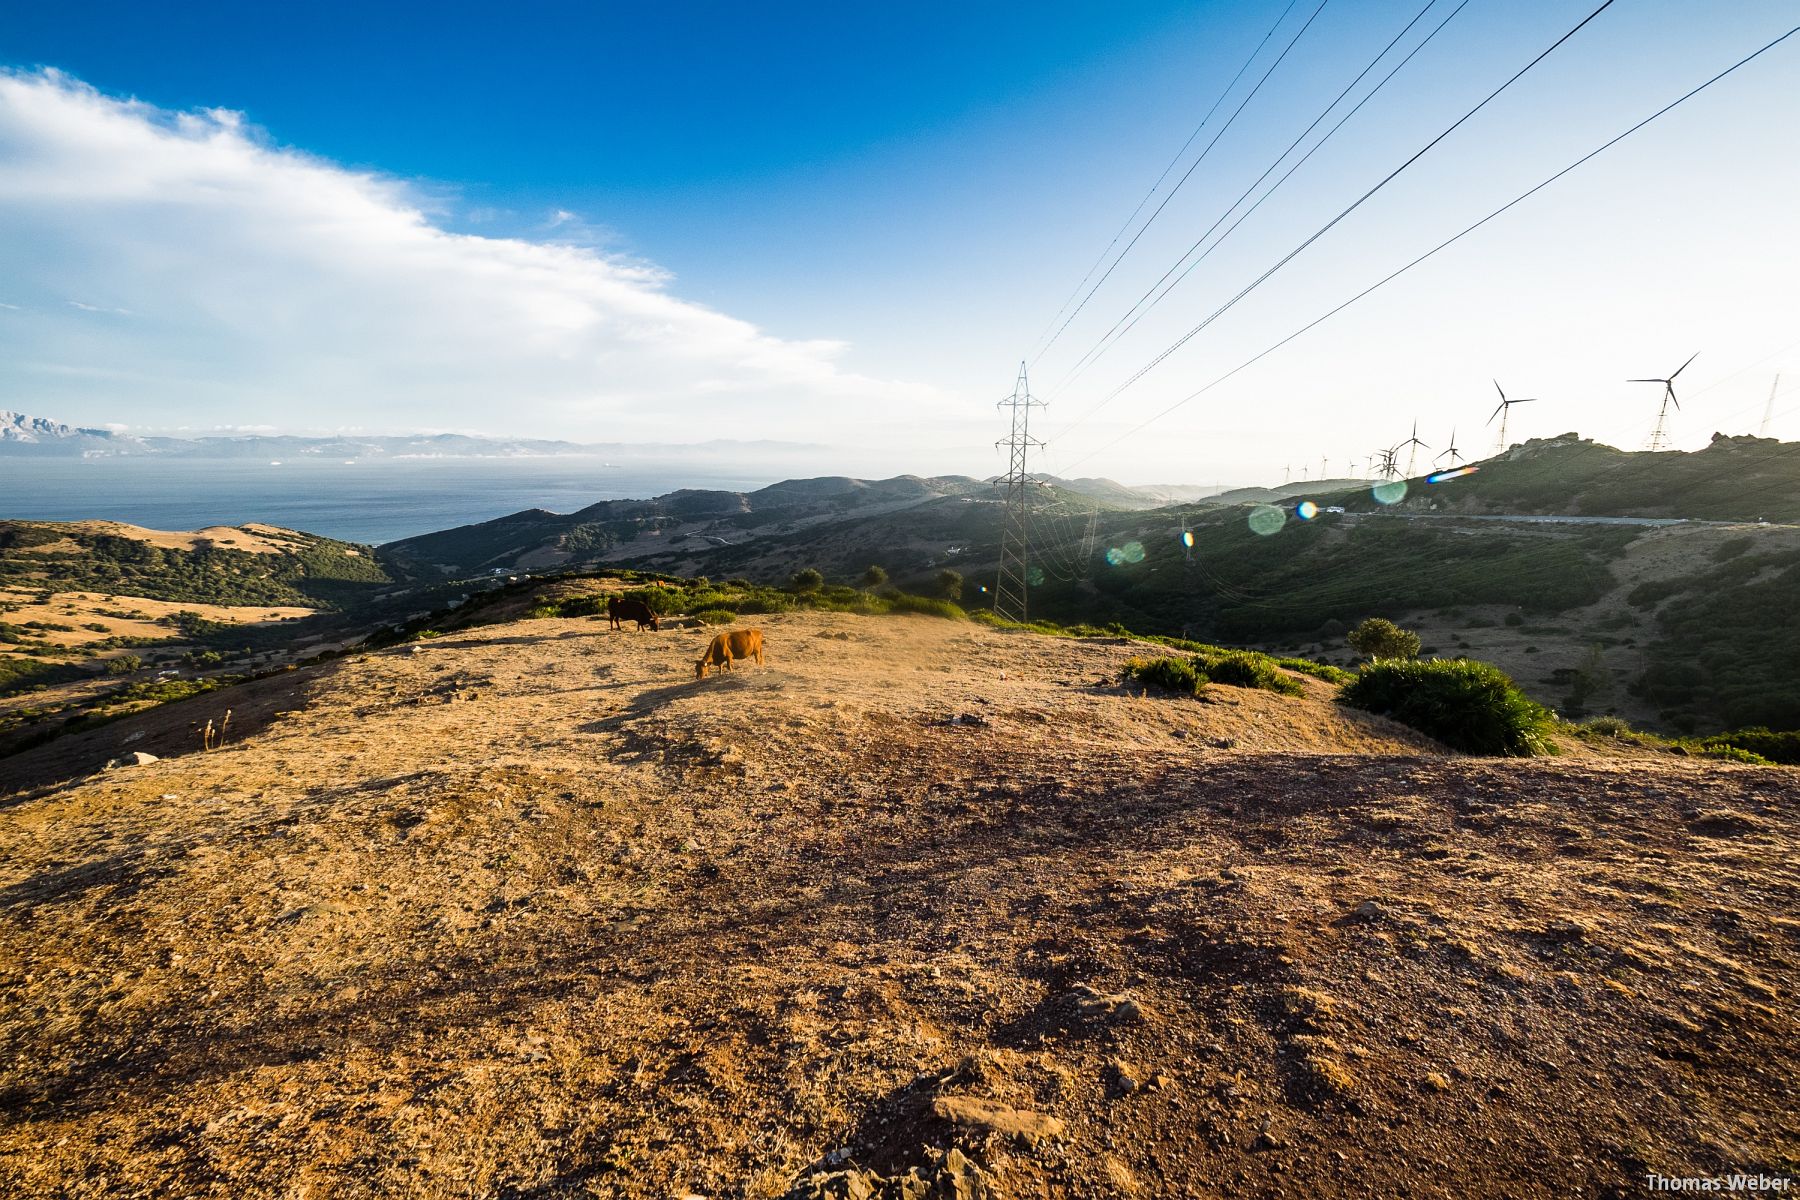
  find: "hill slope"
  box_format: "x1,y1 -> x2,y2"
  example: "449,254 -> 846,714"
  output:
1,609 -> 1793,1197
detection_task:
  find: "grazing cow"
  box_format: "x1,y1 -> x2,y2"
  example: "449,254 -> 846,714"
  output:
695,628 -> 765,679
607,596 -> 659,631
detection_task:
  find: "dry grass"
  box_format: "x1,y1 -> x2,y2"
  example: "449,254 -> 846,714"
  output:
0,608 -> 1795,1198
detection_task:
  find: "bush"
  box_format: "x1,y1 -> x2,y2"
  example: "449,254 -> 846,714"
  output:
1685,727 -> 1800,765
106,654 -> 143,675
1348,617 -> 1421,660
1503,611 -> 1526,627
1339,658 -> 1551,755
1579,715 -> 1633,737
1202,650 -> 1306,696
790,568 -> 824,594
936,569 -> 964,601
1123,656 -> 1208,697
693,608 -> 738,625
860,565 -> 889,590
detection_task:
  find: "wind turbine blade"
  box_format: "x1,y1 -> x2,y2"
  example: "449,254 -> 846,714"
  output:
1670,351 -> 1699,380
1493,379 -> 1506,402
1626,378 -> 1663,384
1488,403 -> 1503,424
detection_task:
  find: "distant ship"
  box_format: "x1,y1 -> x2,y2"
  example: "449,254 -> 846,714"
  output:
269,460 -> 282,466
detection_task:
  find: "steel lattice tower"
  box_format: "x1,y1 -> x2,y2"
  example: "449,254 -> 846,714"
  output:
992,362 -> 1045,623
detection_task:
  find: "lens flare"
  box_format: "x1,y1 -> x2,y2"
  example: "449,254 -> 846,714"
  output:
1425,465 -> 1481,484
1181,530 -> 1194,548
1370,480 -> 1408,506
1295,500 -> 1319,521
1247,505 -> 1286,536
1122,541 -> 1145,563
1027,566 -> 1045,586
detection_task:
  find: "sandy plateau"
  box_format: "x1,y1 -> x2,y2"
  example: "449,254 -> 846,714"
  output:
0,610 -> 1794,1198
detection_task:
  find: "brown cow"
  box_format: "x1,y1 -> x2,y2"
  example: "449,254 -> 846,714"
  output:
695,628 -> 765,679
607,596 -> 659,631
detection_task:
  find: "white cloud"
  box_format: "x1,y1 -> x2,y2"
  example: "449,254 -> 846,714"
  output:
0,69 -> 942,446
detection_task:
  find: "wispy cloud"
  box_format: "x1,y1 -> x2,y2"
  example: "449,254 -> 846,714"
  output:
0,69 -> 944,445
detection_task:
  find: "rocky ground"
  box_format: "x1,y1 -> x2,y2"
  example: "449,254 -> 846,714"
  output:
0,608 -> 1794,1198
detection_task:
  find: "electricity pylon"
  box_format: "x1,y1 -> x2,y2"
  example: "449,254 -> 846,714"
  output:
993,362 -> 1045,623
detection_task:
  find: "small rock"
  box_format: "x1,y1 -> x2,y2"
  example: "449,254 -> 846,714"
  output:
932,1095 -> 1064,1147
1108,1059 -> 1142,1094
1356,899 -> 1387,921
106,751 -> 160,769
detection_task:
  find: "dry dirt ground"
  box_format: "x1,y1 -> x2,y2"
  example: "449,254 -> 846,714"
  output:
0,610 -> 1795,1199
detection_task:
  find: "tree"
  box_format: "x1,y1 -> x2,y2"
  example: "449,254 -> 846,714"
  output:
1348,617 -> 1421,661
790,567 -> 824,594
106,654 -> 143,675
935,568 -> 964,601
860,564 -> 888,590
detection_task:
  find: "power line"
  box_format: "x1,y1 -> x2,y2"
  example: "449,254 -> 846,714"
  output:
1052,0 -> 1621,440
1045,0 -> 1469,406
1055,18 -> 1798,478
1030,0 -> 1333,365
1024,0 -> 1304,362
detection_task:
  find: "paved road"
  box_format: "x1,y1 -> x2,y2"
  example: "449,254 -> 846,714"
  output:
1367,511 -> 1789,528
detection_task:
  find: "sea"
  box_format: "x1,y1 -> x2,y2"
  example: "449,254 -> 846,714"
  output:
0,456 -> 786,546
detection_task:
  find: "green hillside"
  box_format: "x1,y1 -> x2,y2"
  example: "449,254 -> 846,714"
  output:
1330,433 -> 1800,522
0,522 -> 393,609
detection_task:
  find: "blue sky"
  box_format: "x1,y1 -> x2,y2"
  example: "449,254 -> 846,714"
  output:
2,1 -> 1797,483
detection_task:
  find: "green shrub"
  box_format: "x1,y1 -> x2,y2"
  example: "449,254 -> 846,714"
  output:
1579,715 -> 1633,737
1339,658 -> 1551,755
1202,650 -> 1306,696
1123,655 -> 1208,697
936,569 -> 964,601
860,565 -> 889,589
1348,617 -> 1421,660
790,568 -> 824,594
1683,727 -> 1800,764
106,654 -> 143,675
693,608 -> 738,625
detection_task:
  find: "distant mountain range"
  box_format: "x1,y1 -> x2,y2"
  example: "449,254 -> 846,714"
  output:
0,409 -> 820,460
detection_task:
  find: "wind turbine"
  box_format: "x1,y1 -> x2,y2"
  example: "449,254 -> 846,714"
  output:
1488,380 -> 1537,453
1436,427 -> 1466,470
1628,352 -> 1697,452
1375,446 -> 1399,480
1398,420 -> 1429,477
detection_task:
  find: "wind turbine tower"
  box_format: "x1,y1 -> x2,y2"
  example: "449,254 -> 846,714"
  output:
1399,421 -> 1429,477
1488,381 -> 1537,453
1436,427 -> 1466,470
1762,374 -> 1781,437
1628,352 -> 1697,452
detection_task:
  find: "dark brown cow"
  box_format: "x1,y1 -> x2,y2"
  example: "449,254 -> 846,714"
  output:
607,596 -> 659,631
695,628 -> 765,679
